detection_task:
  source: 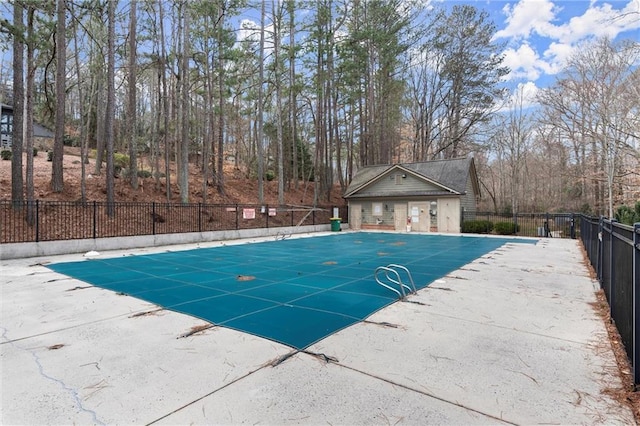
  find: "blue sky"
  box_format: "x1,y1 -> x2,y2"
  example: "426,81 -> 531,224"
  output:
444,0 -> 639,102
234,0 -> 639,106
1,0 -> 637,106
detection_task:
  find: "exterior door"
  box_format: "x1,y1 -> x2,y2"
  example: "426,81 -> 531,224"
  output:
394,204 -> 407,232
437,198 -> 461,233
408,202 -> 430,232
349,203 -> 362,230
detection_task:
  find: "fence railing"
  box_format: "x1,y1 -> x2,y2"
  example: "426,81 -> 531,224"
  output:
579,215 -> 640,387
1,200 -> 348,244
461,211 -> 576,238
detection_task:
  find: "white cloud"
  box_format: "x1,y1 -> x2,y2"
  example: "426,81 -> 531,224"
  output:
497,81 -> 541,112
503,43 -> 542,80
541,41 -> 575,72
493,0 -> 559,40
238,18 -> 260,44
546,0 -> 640,43
514,81 -> 540,107
496,0 -> 640,43
496,0 -> 640,81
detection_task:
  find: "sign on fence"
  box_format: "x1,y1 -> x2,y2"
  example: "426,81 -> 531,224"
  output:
242,208 -> 256,220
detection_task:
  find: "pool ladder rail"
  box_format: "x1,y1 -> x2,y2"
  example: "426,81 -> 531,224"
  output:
374,264 -> 417,300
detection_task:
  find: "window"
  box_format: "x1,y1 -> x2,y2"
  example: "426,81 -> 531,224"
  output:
372,202 -> 383,217
0,112 -> 11,135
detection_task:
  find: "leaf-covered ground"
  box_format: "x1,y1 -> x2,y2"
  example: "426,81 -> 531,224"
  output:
0,146 -> 344,206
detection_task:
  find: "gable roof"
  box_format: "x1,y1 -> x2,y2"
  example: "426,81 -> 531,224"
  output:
344,157 -> 479,199
1,104 -> 55,139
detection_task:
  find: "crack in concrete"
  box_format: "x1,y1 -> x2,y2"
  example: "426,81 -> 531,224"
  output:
0,326 -> 106,425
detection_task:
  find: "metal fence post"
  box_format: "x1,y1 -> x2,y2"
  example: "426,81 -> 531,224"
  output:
152,202 -> 156,235
35,200 -> 40,242
633,222 -> 640,389
266,204 -> 269,228
198,203 -> 202,233
609,219 -> 617,323
235,204 -> 239,230
570,213 -> 576,239
545,212 -> 550,237
92,201 -> 97,239
597,216 -> 604,281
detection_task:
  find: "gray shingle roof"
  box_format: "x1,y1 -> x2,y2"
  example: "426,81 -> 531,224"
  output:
344,157 -> 476,198
2,104 -> 54,139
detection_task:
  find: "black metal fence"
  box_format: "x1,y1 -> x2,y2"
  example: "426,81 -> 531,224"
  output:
580,215 -> 640,387
461,211 -> 576,238
1,200 -> 348,244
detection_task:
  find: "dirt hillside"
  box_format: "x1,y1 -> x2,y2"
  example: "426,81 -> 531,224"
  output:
0,147 -> 344,206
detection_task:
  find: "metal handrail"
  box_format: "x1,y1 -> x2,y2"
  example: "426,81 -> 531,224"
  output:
386,264 -> 417,294
374,264 -> 416,299
375,266 -> 405,298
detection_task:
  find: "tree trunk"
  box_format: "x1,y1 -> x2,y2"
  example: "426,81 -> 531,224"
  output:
256,0 -> 266,204
179,3 -> 190,204
158,0 -> 170,200
25,6 -> 36,223
288,0 -> 298,190
105,0 -> 116,215
11,0 -> 24,206
216,6 -> 226,196
127,0 -> 138,189
51,0 -> 66,193
273,0 -> 284,205
72,5 -> 90,203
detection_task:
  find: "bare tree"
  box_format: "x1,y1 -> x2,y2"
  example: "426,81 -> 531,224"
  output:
488,86 -> 532,213
538,38 -> 640,217
423,5 -> 508,159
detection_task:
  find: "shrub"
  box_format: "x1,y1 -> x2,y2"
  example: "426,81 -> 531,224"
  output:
33,148 -> 38,157
113,152 -> 130,169
265,170 -> 275,181
615,202 -> 640,226
47,151 -> 53,161
63,134 -> 76,146
494,221 -> 520,235
462,220 -> 493,234
1,150 -> 11,160
137,170 -> 152,178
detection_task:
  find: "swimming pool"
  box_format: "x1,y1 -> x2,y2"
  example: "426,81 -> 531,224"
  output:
48,232 -> 535,349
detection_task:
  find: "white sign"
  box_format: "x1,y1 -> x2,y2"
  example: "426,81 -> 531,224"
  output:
243,208 -> 256,219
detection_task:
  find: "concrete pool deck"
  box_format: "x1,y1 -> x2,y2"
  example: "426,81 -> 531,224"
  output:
1,232 -> 635,425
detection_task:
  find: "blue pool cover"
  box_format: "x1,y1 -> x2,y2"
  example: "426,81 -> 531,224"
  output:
48,233 -> 535,349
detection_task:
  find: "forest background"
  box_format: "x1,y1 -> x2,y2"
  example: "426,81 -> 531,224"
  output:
0,0 -> 638,219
